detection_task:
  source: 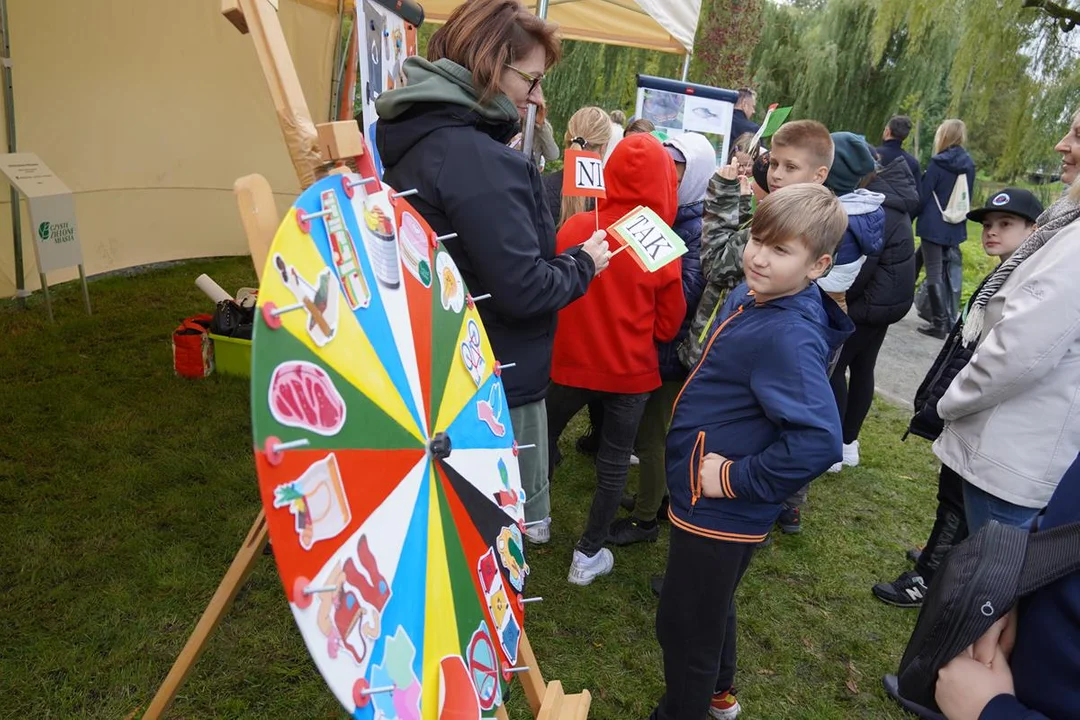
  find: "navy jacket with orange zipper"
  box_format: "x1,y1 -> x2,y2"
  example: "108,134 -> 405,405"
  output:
666,281 -> 854,542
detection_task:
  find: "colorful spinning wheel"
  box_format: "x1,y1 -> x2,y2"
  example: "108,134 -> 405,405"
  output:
251,156 -> 529,719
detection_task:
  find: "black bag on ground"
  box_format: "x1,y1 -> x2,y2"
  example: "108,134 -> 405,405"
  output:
210,299 -> 255,340
885,520 -> 1080,717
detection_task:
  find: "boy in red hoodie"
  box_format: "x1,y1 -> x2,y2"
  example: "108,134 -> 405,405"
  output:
547,133 -> 686,586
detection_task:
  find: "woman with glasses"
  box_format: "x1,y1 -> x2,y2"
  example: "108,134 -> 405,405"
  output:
375,0 -> 611,544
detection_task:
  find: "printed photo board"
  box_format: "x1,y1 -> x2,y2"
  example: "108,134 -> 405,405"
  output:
634,74 -> 739,166
251,144 -> 529,719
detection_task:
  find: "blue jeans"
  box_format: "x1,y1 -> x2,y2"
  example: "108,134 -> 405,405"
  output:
963,481 -> 1039,533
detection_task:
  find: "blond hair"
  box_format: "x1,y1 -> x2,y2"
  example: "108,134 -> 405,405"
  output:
558,106 -> 613,227
933,119 -> 967,155
751,183 -> 848,258
771,120 -> 834,170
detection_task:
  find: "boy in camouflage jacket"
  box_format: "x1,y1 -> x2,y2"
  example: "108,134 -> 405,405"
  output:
679,120 -> 836,368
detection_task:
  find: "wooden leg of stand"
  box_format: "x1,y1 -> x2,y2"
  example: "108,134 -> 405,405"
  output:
139,511 -> 269,719
516,630 -> 547,716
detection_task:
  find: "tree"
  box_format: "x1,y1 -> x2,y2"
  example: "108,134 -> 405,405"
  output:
690,0 -> 764,88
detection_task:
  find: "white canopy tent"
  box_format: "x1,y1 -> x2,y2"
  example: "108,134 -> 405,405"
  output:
423,0 -> 700,54
0,0 -> 699,300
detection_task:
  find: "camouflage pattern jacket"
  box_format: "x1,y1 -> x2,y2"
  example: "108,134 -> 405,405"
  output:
678,175 -> 753,368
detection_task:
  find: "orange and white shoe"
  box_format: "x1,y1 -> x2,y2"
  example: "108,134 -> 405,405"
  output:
708,688 -> 742,720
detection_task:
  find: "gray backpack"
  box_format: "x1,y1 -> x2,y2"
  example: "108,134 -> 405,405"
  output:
884,519 -> 1080,717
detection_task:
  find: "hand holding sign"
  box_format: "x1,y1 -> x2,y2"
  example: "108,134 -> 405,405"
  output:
582,230 -> 611,275
607,206 -> 687,273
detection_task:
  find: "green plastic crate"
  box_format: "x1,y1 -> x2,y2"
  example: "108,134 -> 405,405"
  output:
209,334 -> 252,377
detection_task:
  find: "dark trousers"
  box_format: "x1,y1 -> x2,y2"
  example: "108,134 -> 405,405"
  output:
918,242 -> 963,321
830,324 -> 889,445
915,464 -> 968,583
546,384 -> 649,556
651,526 -> 756,720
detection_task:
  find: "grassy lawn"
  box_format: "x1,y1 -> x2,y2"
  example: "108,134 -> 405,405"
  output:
0,257 -> 943,719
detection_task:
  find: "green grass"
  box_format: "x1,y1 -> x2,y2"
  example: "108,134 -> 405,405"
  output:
0,257 -> 942,719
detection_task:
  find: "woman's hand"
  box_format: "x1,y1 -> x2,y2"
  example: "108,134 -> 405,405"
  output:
582,230 -> 610,275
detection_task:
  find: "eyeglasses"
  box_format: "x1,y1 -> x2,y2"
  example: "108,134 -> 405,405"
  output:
504,63 -> 544,96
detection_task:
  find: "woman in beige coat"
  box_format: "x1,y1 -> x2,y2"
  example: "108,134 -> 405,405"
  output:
934,111 -> 1080,532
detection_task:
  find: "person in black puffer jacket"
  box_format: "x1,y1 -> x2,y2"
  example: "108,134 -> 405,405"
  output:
827,156 -> 919,472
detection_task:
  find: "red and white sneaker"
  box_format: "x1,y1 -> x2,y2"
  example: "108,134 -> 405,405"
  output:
708,688 -> 742,719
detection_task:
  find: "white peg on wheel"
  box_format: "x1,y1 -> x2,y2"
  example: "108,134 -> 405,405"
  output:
391,189 -> 419,199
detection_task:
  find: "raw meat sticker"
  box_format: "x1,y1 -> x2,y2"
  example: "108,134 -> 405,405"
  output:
268,360 -> 347,436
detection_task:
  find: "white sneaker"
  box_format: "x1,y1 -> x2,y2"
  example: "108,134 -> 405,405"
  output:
842,440 -> 860,467
827,461 -> 843,474
629,453 -> 640,466
523,517 -> 551,545
567,548 -> 614,586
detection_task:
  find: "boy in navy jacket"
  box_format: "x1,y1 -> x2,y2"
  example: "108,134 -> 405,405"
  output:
650,184 -> 854,720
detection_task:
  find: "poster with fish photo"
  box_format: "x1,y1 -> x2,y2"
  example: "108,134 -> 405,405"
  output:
635,74 -> 738,166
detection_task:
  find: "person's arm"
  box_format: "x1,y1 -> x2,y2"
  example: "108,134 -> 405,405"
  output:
938,224 -> 1080,421
920,161 -> 940,214
704,329 -> 842,503
653,260 -> 687,343
537,120 -> 560,163
676,223 -> 706,313
701,172 -> 751,287
439,149 -> 595,320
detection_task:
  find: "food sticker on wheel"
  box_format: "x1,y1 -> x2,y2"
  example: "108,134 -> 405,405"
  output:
368,625 -> 422,718
460,319 -> 485,386
397,210 -> 433,288
274,254 -> 340,346
269,360 -> 347,436
436,251 -> 464,313
496,525 -> 529,592
272,454 -> 351,550
362,192 -> 401,289
321,189 -> 372,310
477,548 -> 520,665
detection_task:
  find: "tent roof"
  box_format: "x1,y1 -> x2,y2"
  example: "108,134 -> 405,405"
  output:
425,0 -> 699,54
306,0 -> 699,54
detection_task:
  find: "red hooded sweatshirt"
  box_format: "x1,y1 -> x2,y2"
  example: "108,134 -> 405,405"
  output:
551,133 -> 686,394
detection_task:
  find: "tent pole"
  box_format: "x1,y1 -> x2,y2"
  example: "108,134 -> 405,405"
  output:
520,0 -> 549,158
0,0 -> 23,309
681,53 -> 691,82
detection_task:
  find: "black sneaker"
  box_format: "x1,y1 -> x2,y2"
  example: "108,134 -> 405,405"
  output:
872,570 -> 928,608
778,506 -> 801,534
576,430 -> 599,455
607,517 -> 659,546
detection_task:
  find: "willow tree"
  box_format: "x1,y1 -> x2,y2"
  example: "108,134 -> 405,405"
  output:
690,0 -> 764,88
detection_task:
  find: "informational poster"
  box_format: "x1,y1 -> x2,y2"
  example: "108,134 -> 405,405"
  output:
357,1 -> 419,176
0,153 -> 83,274
635,75 -> 739,166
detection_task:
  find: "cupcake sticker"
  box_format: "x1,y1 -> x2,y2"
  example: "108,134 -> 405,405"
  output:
397,210 -> 432,288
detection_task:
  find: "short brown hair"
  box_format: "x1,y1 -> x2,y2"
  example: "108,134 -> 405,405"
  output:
427,0 -> 561,104
751,183 -> 848,258
625,118 -> 656,135
771,120 -> 834,170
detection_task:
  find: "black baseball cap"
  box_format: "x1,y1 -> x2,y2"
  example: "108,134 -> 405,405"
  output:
967,187 -> 1043,224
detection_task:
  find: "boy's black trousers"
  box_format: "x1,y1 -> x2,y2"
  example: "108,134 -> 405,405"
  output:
650,524 -> 756,720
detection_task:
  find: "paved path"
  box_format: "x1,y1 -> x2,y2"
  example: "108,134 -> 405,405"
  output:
873,307 -> 944,407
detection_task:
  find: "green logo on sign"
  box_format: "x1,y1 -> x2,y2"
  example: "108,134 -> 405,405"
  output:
418,259 -> 432,288
38,222 -> 50,240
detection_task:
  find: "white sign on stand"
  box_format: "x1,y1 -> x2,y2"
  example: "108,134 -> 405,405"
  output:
0,152 -> 90,319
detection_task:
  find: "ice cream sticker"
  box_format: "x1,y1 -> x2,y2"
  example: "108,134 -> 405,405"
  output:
436,251 -> 464,314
